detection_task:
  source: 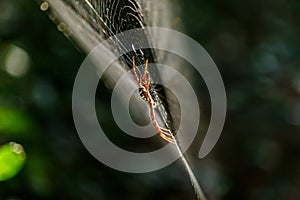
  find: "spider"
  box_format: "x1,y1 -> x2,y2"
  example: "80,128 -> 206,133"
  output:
132,56 -> 176,144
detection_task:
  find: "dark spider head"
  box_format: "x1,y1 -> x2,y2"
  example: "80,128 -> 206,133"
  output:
138,87 -> 147,101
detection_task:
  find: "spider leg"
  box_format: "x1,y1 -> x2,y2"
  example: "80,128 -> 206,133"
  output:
159,127 -> 174,136
143,59 -> 149,85
132,56 -> 142,87
157,129 -> 176,143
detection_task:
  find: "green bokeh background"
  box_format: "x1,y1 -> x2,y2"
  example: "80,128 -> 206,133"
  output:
0,0 -> 299,199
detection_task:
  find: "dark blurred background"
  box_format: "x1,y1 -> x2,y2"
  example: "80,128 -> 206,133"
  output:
0,0 -> 300,199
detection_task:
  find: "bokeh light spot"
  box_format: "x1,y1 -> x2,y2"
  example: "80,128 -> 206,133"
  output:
4,45 -> 31,78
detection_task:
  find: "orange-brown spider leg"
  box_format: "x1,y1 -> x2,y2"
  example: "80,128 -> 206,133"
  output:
143,59 -> 149,84
157,129 -> 176,143
132,56 -> 142,87
149,102 -> 176,143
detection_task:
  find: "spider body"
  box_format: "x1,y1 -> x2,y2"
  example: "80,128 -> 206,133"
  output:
132,57 -> 175,143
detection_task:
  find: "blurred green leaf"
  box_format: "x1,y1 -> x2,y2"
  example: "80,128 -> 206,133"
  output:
0,142 -> 26,181
0,107 -> 35,139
